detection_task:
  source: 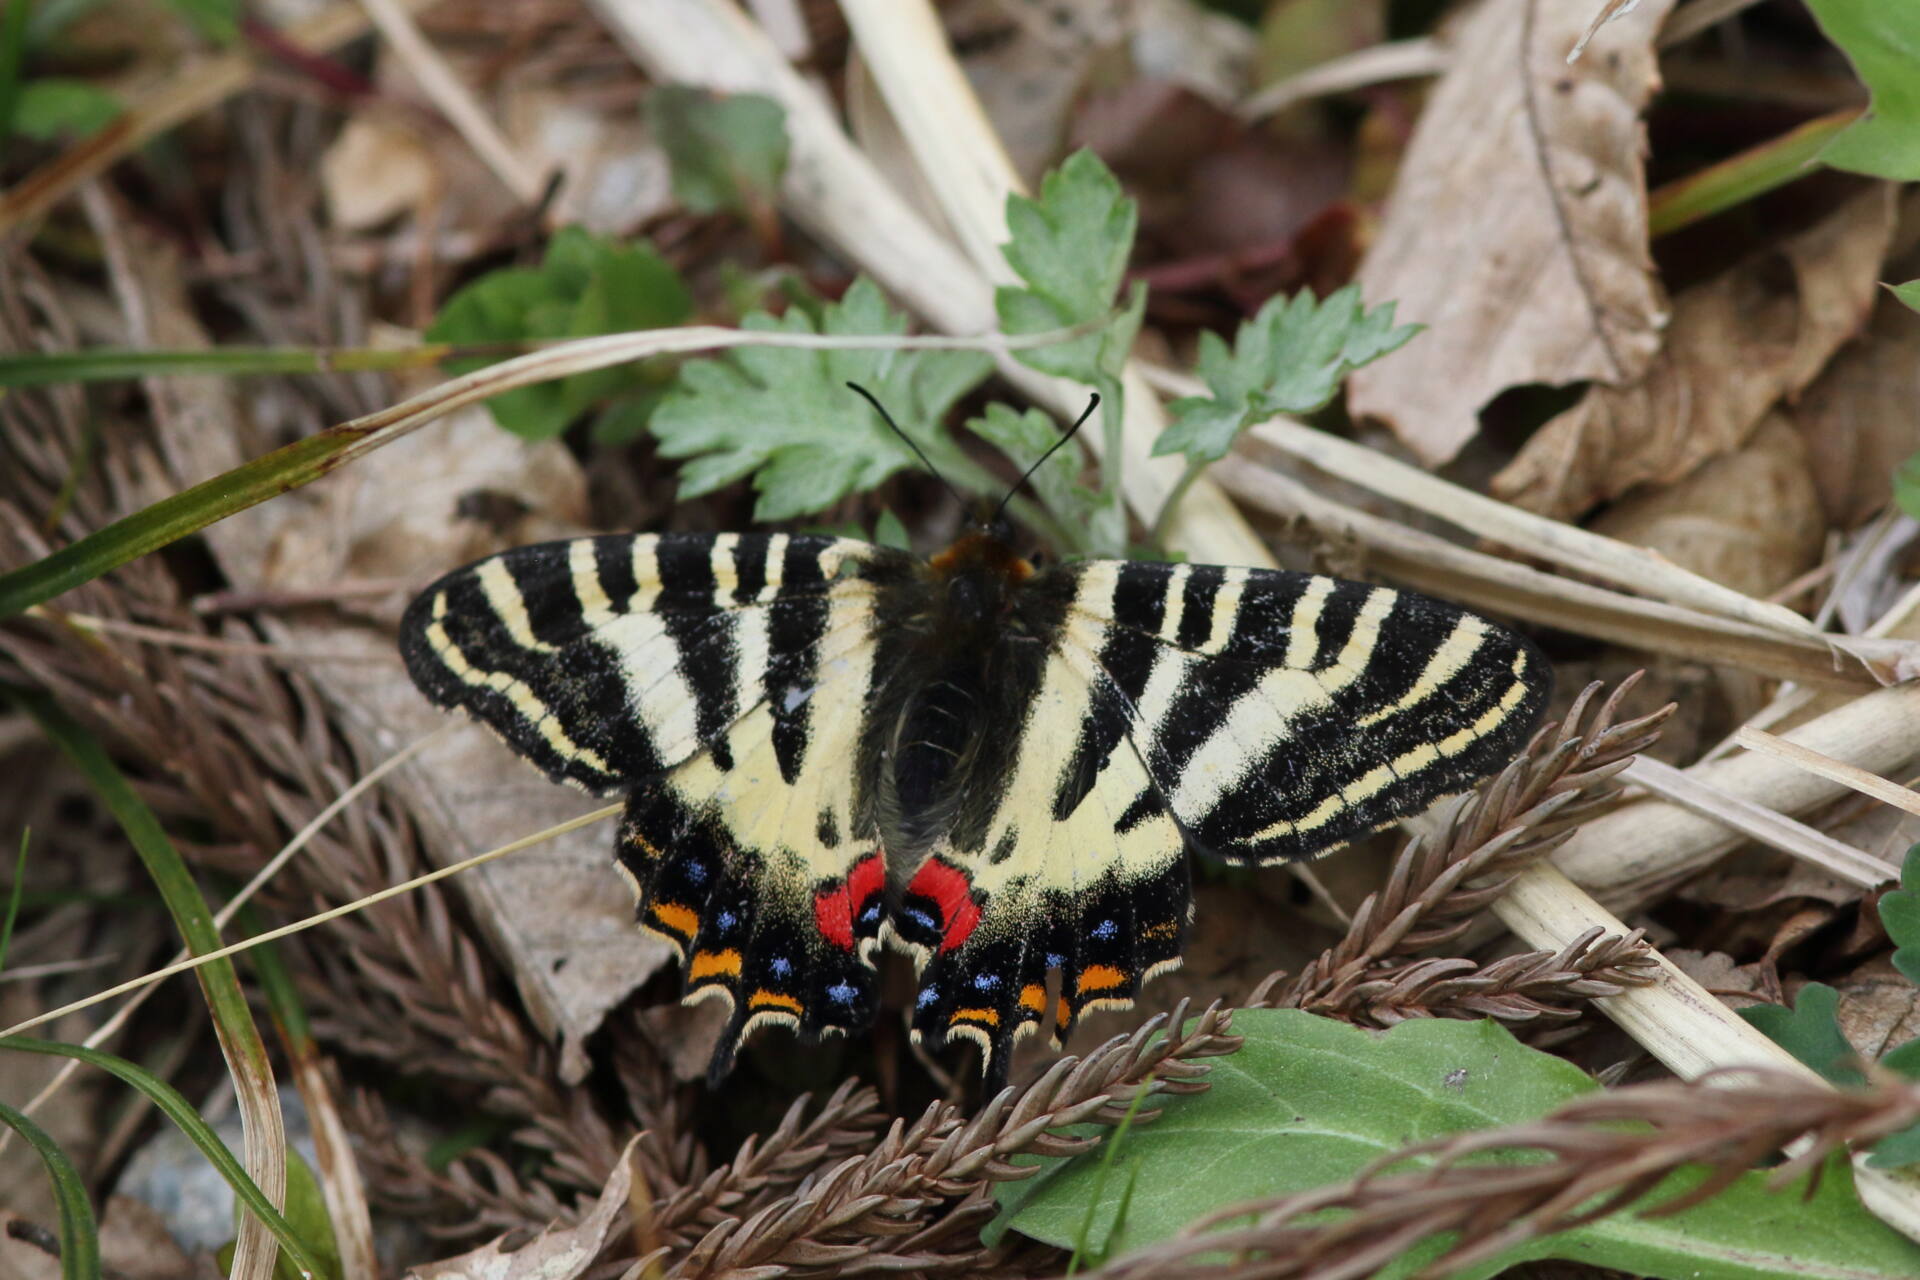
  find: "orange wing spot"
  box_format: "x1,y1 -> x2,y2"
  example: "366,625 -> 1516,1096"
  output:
748,989 -> 803,1014
1076,964 -> 1128,995
1055,996 -> 1072,1030
650,901 -> 699,940
1142,921 -> 1180,940
951,1007 -> 1000,1027
689,949 -> 742,981
626,831 -> 664,861
1019,984 -> 1046,1014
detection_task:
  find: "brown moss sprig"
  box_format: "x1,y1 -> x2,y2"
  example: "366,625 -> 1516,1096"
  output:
662,1001 -> 1240,1279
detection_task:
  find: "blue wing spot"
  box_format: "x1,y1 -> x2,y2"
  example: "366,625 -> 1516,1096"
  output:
1091,919 -> 1118,940
1045,953 -> 1066,969
972,972 -> 1001,990
716,910 -> 739,931
859,903 -> 883,924
906,907 -> 937,932
770,956 -> 793,978
827,981 -> 858,1005
916,985 -> 941,1008
682,860 -> 708,885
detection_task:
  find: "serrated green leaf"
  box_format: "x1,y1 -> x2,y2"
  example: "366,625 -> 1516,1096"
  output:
1740,984 -> 1863,1084
965,402 -> 1112,554
990,1012 -> 1920,1279
873,508 -> 910,551
995,149 -> 1141,384
1153,284 -> 1420,465
1868,1037 -> 1920,1168
1897,453 -> 1920,522
427,227 -> 691,439
14,78 -> 121,141
648,277 -> 993,521
1880,844 -> 1920,984
647,85 -> 789,215
1803,0 -> 1920,180
1892,281 -> 1920,314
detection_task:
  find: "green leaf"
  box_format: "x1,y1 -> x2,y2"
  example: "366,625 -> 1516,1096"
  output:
990,1012 -> 1920,1279
0,1096 -> 99,1280
647,85 -> 789,215
1739,984 -> 1863,1084
1153,284 -> 1420,466
996,149 -> 1142,382
1897,453 -> 1920,522
873,508 -> 910,551
993,149 -> 1142,555
427,227 -> 691,439
649,277 -> 993,521
14,79 -> 121,142
1802,0 -> 1920,179
1892,281 -> 1920,314
965,402 -> 1112,554
1880,844 -> 1920,985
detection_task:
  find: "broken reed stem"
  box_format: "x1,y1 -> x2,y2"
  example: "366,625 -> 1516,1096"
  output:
1254,676 -> 1672,1021
1736,725 -> 1920,822
1094,1070 -> 1920,1280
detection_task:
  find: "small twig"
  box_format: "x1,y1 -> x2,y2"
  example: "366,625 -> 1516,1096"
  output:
1737,726 -> 1920,823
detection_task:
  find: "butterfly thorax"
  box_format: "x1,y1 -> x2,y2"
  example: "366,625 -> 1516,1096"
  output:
865,526 -> 1062,884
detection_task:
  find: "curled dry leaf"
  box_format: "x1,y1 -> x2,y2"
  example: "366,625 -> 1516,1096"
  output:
1589,412 -> 1826,599
1494,183 -> 1898,518
1346,0 -> 1674,465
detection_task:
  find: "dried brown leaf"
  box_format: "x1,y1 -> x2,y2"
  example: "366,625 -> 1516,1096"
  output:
1589,413 -> 1826,598
1346,0 -> 1673,464
1494,184 -> 1898,518
1793,269 -> 1920,529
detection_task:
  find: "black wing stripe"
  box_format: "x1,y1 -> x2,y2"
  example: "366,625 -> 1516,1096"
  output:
398,533 -> 870,793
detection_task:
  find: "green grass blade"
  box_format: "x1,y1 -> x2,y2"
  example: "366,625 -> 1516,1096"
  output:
0,828 -> 27,973
1649,109 -> 1860,238
0,343 -> 491,388
0,0 -> 31,158
6,688 -> 303,1277
0,1095 -> 100,1280
0,423 -> 364,618
0,1036 -> 322,1279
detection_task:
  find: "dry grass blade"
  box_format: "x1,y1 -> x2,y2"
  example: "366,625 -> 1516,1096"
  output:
1093,1070 -> 1920,1280
1736,726 -> 1920,820
1254,677 -> 1671,1018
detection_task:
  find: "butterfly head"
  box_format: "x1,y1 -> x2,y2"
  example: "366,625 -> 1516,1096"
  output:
927,522 -> 1034,629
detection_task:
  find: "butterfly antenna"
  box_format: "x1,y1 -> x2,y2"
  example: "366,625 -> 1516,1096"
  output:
847,382 -> 967,510
992,392 -> 1099,526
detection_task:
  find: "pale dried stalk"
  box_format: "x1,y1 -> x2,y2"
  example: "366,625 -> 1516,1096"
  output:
1095,1070 -> 1920,1280
1736,726 -> 1920,821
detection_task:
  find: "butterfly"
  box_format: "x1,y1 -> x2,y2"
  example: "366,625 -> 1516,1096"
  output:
398,412 -> 1550,1090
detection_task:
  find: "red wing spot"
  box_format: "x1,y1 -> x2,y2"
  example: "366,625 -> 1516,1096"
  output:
813,853 -> 886,952
906,858 -> 982,952
813,884 -> 853,950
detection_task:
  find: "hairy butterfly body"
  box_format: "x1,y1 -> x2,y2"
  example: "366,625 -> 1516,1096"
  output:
401,521 -> 1549,1088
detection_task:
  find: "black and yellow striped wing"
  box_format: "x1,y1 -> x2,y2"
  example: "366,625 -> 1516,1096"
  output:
401,532 -> 903,1074
895,557 -> 1548,1078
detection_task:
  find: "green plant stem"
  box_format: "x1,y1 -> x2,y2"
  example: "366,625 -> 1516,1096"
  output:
0,0 -> 30,162
1649,108 -> 1863,238
1146,456 -> 1209,555
0,341 -> 527,388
